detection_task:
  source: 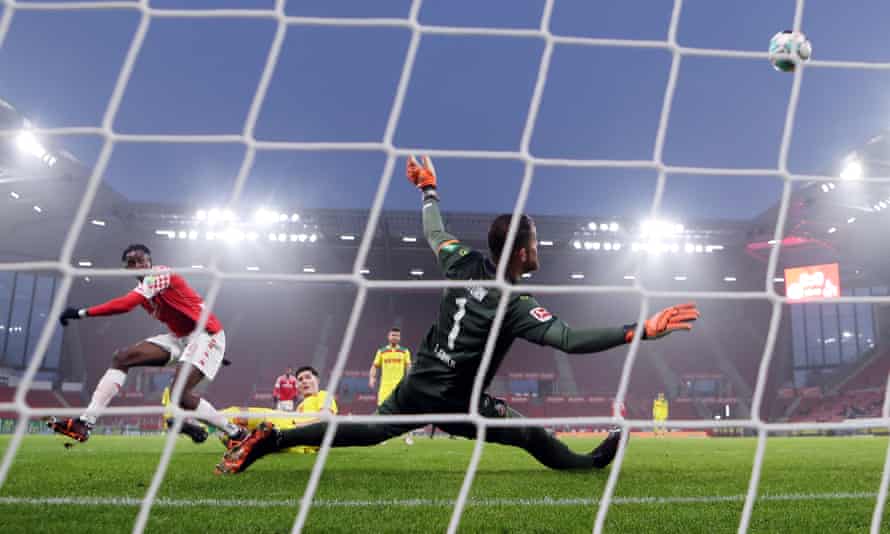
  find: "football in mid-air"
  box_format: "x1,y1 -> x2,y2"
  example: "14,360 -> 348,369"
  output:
769,30 -> 812,72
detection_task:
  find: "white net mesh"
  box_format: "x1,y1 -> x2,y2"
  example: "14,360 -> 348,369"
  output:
3,0 -> 890,532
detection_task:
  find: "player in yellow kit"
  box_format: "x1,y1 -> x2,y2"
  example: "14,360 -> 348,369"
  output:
219,366 -> 337,454
369,327 -> 413,444
653,392 -> 669,438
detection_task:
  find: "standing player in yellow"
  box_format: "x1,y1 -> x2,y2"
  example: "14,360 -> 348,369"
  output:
652,392 -> 669,438
369,327 -> 413,445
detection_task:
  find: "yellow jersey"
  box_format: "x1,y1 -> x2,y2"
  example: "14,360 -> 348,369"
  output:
653,399 -> 669,420
373,344 -> 411,386
296,390 -> 338,421
292,391 -> 338,454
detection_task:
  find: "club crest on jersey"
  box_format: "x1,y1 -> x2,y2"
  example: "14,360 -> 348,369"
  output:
530,307 -> 552,322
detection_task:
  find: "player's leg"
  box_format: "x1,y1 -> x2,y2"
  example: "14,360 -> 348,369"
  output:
49,340 -> 170,441
218,381 -> 425,474
161,386 -> 208,444
439,395 -> 623,470
170,331 -> 245,442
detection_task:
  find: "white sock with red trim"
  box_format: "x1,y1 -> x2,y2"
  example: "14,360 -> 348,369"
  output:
195,398 -> 240,437
81,368 -> 126,426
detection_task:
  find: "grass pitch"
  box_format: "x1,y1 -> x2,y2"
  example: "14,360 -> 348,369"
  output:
0,432 -> 888,533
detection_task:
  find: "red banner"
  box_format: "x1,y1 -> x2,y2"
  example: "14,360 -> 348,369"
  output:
784,263 -> 840,301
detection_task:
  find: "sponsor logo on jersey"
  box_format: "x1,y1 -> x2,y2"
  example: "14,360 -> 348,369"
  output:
435,348 -> 456,368
529,307 -> 553,322
468,286 -> 488,302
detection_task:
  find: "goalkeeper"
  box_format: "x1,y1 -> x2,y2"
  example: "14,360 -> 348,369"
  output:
216,156 -> 700,474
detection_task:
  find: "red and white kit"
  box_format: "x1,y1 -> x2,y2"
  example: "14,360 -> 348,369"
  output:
273,374 -> 298,411
87,267 -> 226,380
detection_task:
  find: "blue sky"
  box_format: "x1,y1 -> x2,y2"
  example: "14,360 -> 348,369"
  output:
3,0 -> 890,222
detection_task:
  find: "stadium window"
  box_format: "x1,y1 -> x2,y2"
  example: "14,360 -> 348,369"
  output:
26,276 -> 60,369
791,304 -> 806,368
804,303 -> 823,367
820,304 -> 840,365
838,300 -> 858,364
4,273 -> 35,367
0,272 -> 12,360
854,287 -> 874,352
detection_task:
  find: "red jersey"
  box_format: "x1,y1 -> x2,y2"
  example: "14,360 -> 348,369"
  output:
86,266 -> 222,338
273,374 -> 298,402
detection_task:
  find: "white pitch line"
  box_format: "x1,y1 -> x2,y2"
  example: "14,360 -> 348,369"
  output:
0,492 -> 877,509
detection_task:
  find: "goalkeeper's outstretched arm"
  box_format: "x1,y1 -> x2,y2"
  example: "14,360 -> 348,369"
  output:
405,155 -> 459,253
521,303 -> 701,355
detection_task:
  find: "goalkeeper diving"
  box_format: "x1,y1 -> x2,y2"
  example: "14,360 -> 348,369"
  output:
216,155 -> 701,474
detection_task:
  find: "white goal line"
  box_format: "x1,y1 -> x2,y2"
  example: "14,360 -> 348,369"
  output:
0,491 -> 878,510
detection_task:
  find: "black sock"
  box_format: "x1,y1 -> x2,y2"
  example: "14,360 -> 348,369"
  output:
276,421 -> 414,450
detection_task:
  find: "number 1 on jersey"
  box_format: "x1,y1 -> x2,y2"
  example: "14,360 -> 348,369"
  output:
447,297 -> 468,350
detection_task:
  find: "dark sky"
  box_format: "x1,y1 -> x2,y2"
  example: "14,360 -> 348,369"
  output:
3,0 -> 890,222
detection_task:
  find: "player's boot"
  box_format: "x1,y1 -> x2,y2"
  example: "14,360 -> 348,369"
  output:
47,417 -> 91,443
167,418 -> 209,444
590,429 -> 624,469
404,434 -> 414,446
216,425 -> 249,448
215,423 -> 278,475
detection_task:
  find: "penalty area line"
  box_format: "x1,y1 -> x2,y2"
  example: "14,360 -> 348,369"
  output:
0,492 -> 878,509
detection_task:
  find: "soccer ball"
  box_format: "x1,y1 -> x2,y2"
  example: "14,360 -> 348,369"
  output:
769,30 -> 812,72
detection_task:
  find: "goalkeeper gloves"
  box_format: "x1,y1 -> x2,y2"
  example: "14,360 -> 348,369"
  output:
59,307 -> 86,326
624,303 -> 700,342
407,155 -> 437,191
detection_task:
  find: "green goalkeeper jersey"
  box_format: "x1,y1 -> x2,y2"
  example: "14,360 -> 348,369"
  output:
408,198 -> 631,406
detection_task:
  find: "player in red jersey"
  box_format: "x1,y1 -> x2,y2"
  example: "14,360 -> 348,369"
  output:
273,368 -> 298,411
48,244 -> 246,444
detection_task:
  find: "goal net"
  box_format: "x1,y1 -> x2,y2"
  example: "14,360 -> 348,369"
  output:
2,0 -> 890,533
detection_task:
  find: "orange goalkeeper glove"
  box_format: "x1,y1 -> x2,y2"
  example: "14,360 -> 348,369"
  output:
407,155 -> 437,190
624,303 -> 700,342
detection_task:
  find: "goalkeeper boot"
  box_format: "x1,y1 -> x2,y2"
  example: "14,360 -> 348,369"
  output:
591,429 -> 624,469
47,417 -> 91,443
215,423 -> 278,475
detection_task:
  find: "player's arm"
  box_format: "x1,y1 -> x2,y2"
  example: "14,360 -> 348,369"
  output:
407,155 -> 459,253
369,350 -> 381,389
60,269 -> 173,326
405,349 -> 412,372
59,291 -> 146,326
509,298 -> 700,354
273,377 -> 281,403
407,155 -> 484,281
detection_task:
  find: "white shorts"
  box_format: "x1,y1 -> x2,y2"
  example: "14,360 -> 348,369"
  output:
277,400 -> 295,411
145,330 -> 227,381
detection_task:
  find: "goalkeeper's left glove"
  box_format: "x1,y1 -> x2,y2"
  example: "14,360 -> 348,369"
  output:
406,155 -> 437,191
624,303 -> 700,342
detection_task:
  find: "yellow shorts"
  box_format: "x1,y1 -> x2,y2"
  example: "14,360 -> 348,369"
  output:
378,382 -> 399,406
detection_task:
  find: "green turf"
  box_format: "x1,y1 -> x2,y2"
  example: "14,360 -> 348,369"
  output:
0,433 -> 888,533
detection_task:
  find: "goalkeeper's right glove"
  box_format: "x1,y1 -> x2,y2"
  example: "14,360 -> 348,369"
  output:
624,303 -> 700,342
406,155 -> 437,191
59,307 -> 86,327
